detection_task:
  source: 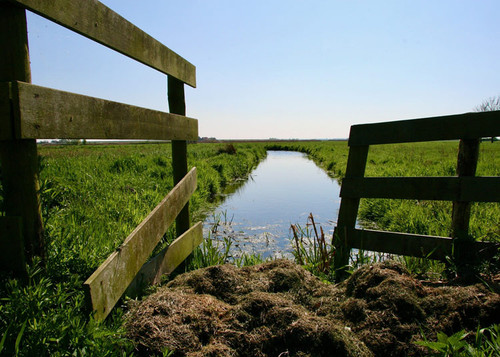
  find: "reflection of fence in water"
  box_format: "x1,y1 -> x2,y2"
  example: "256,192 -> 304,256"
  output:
0,0 -> 201,321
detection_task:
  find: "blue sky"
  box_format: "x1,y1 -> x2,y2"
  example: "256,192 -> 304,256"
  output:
26,1 -> 499,139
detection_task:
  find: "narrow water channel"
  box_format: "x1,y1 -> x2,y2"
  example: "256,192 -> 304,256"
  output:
205,151 -> 342,259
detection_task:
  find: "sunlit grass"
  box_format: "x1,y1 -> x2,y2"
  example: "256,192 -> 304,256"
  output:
0,142 -> 266,356
1,139 -> 499,355
276,140 -> 499,281
268,141 -> 500,244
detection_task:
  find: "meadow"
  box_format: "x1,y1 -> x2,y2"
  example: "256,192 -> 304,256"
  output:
266,140 -> 500,245
0,140 -> 498,355
0,142 -> 266,356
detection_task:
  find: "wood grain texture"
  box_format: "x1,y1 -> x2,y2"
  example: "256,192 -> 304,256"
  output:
340,177 -> 500,202
11,81 -> 198,140
451,139 -> 481,274
451,139 -> 480,239
169,76 -> 190,237
333,145 -> 369,280
0,82 -> 12,140
84,167 -> 197,321
0,216 -> 27,276
348,228 -> 498,261
0,3 -> 31,83
0,3 -> 44,264
0,139 -> 44,260
6,0 -> 196,86
348,111 -> 500,146
334,146 -> 369,230
126,222 -> 203,297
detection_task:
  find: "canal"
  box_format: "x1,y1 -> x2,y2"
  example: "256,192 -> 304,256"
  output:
205,150 -> 342,259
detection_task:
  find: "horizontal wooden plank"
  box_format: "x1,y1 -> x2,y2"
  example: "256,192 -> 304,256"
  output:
0,216 -> 27,275
347,228 -> 497,261
458,177 -> 500,202
126,221 -> 203,297
348,111 -> 500,146
0,82 -> 12,140
84,167 -> 197,321
341,177 -> 500,202
11,81 -> 198,140
7,0 -> 196,86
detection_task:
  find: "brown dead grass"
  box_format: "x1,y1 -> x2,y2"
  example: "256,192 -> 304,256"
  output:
125,260 -> 499,357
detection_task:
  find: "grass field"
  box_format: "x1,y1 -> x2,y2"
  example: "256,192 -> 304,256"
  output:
0,142 -> 266,356
266,140 -> 500,244
38,143 -> 266,276
0,140 -> 498,355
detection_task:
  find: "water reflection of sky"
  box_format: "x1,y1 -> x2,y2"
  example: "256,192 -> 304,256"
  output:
205,151 -> 342,259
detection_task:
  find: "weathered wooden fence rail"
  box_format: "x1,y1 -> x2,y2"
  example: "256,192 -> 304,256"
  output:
2,81 -> 198,141
0,0 -> 202,320
85,168 -> 199,320
334,111 -> 500,280
8,0 -> 196,87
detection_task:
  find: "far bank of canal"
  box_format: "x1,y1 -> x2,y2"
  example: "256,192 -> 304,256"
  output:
205,151 -> 342,258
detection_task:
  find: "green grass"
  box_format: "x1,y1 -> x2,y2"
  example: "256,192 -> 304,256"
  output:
290,213 -> 335,281
269,140 -> 499,281
1,139 -> 499,355
0,142 -> 266,356
266,140 -> 500,244
360,142 -> 500,243
265,140 -> 350,179
415,324 -> 500,356
37,143 -> 266,274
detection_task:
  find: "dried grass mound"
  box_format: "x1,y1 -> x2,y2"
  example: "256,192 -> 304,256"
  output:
125,260 -> 500,357
126,260 -> 370,357
339,261 -> 500,356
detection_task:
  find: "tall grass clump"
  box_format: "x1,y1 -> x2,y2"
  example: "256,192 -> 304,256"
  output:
189,232 -> 233,269
290,213 -> 335,280
189,210 -> 265,271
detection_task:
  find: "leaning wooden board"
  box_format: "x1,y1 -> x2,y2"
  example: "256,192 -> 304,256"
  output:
84,168 -> 197,321
126,222 -> 203,297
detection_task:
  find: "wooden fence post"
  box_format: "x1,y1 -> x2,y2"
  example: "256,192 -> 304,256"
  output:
333,145 -> 369,281
451,138 -> 480,276
0,3 -> 44,268
168,76 -> 190,237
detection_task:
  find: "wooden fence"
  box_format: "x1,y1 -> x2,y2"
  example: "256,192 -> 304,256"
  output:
333,111 -> 500,280
0,0 -> 202,321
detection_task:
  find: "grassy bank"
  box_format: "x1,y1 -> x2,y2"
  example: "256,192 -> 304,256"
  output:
0,142 -> 266,356
1,140 -> 498,355
266,140 -> 500,245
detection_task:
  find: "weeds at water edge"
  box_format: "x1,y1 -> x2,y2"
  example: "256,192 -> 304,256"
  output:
190,212 -> 265,270
290,213 -> 334,279
189,232 -> 233,269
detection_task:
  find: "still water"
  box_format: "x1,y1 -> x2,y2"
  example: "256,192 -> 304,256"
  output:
206,151 -> 342,258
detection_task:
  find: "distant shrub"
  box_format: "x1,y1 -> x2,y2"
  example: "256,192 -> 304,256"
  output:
217,144 -> 237,155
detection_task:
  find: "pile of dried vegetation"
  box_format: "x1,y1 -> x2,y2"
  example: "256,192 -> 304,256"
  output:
125,260 -> 499,356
